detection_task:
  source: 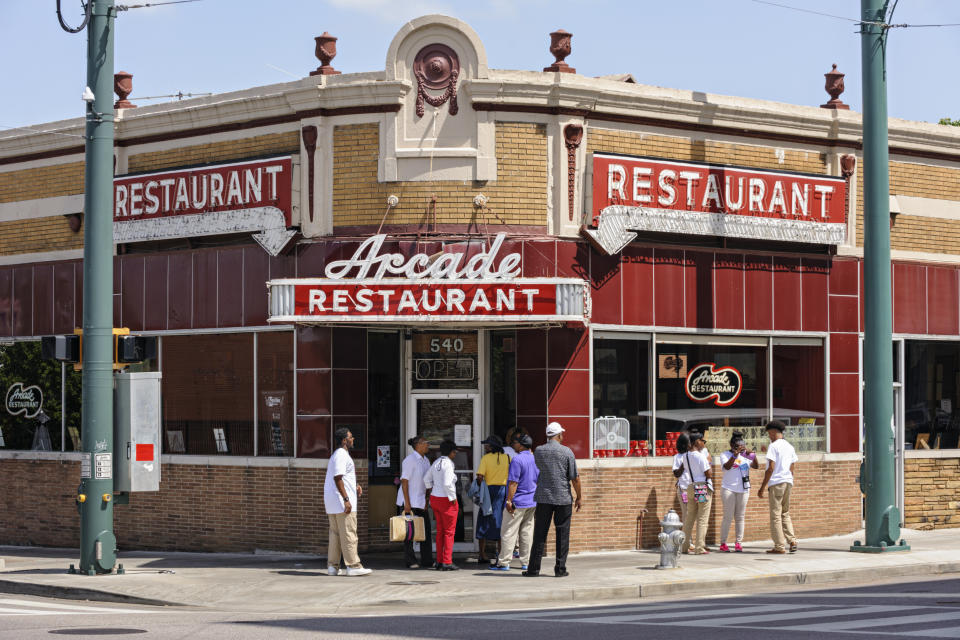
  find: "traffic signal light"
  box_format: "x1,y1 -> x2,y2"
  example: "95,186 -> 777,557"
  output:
40,329 -> 157,368
115,335 -> 157,363
41,334 -> 81,362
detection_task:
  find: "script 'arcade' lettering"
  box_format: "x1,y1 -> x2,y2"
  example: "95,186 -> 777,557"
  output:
684,363 -> 743,407
324,233 -> 521,281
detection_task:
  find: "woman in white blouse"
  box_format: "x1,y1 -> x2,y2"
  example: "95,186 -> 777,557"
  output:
397,436 -> 433,569
424,440 -> 460,571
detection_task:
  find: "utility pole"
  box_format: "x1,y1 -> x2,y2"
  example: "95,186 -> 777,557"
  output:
851,0 -> 908,553
78,0 -> 118,574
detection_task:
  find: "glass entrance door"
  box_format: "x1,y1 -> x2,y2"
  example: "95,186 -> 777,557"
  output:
407,393 -> 480,548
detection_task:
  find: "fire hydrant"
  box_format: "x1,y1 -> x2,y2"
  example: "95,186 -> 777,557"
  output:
655,509 -> 685,569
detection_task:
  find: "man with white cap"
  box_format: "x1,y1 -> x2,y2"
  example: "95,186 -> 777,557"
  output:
523,422 -> 582,577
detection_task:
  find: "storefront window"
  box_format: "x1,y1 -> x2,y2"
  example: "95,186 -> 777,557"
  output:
489,330 -> 517,444
162,333 -> 255,456
256,331 -> 294,457
905,340 -> 960,450
772,341 -> 826,453
0,341 -> 73,451
410,330 -> 479,390
367,331 -> 401,479
655,340 -> 767,455
593,337 -> 650,453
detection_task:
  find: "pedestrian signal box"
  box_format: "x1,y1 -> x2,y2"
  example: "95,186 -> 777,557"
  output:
114,371 -> 162,492
40,329 -> 158,369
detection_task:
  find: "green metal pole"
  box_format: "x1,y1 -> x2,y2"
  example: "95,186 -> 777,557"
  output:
79,0 -> 118,575
852,0 -> 908,553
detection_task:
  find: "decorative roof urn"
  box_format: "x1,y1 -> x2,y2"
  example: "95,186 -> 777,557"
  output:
544,29 -> 575,73
821,63 -> 849,110
310,32 -> 340,76
113,71 -> 136,109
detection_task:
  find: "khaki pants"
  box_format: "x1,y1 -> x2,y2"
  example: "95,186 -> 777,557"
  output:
327,511 -> 362,568
768,482 -> 797,552
720,488 -> 749,545
682,487 -> 713,553
497,505 -> 536,568
676,485 -> 689,523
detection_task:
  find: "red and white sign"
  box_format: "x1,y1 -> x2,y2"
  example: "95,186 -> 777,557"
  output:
584,154 -> 847,254
267,278 -> 588,323
113,157 -> 295,256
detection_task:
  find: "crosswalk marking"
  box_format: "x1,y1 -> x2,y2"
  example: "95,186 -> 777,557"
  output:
566,603 -> 827,625
458,601 -> 960,638
0,598 -> 150,617
778,610 -> 960,633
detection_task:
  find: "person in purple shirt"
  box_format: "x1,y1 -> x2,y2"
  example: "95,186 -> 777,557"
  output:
490,434 -> 539,571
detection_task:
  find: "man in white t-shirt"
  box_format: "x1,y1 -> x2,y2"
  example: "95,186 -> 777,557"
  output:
324,427 -> 372,576
757,420 -> 799,554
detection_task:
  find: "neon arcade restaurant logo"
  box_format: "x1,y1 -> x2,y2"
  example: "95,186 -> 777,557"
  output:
5,382 -> 43,419
684,363 -> 742,407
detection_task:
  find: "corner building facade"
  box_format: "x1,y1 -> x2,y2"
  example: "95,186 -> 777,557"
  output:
2,16 -> 959,555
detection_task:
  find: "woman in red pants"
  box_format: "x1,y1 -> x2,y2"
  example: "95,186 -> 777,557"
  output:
424,440 -> 460,571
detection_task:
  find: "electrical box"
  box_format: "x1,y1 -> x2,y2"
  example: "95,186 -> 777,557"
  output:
114,371 -> 162,492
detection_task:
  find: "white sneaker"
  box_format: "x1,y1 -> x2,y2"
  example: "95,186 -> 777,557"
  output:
327,565 -> 344,576
346,566 -> 372,577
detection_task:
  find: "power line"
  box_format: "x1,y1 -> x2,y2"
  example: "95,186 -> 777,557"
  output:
0,124 -> 85,140
749,0 -> 857,23
116,0 -> 203,10
749,0 -> 960,29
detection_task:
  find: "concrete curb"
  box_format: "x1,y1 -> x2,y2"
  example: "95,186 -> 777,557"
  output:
348,560 -> 960,610
0,579 -> 188,608
1,560 -> 958,612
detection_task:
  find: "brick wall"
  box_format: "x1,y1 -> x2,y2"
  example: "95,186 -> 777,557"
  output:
332,122 -> 548,229
126,132 -> 300,173
586,129 -> 827,175
569,457 -> 862,553
904,455 -> 960,529
0,217 -> 83,256
0,162 -> 84,203
0,458 -> 369,554
0,455 -> 859,554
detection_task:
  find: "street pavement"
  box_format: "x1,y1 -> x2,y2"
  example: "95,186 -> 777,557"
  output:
2,576 -> 960,638
0,528 -> 959,616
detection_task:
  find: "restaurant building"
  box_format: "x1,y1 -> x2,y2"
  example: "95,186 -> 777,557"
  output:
1,15 -> 958,554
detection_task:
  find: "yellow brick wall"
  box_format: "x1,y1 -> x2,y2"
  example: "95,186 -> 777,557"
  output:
0,162 -> 85,203
0,216 -> 83,255
586,128 -> 827,174
904,457 -> 960,529
856,160 -> 960,254
332,122 -> 548,228
126,132 -> 300,173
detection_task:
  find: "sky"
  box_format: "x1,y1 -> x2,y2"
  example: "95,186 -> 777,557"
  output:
2,0 -> 959,135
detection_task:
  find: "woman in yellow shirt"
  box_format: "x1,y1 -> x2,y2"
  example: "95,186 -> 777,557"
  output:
475,435 -> 510,564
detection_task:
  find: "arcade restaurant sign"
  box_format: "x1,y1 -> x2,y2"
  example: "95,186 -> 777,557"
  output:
267,233 -> 589,324
113,157 -> 295,256
584,153 -> 848,255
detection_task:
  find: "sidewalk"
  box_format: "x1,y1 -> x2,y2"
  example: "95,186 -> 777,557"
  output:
1,528 -> 958,614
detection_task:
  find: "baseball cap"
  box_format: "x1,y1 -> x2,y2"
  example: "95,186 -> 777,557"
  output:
546,422 -> 565,437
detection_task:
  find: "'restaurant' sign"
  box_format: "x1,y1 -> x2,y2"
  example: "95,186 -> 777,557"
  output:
268,278 -> 587,323
584,154 -> 847,254
113,157 -> 296,256
685,363 -> 742,407
266,232 -> 589,324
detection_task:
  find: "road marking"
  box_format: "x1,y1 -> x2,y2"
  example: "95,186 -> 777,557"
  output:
565,603 -> 829,625
0,598 -> 151,617
900,627 -> 960,638
461,600 -> 758,620
778,610 -> 960,632
675,604 -> 904,627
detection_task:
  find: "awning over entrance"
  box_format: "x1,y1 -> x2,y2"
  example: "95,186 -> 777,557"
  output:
267,278 -> 589,324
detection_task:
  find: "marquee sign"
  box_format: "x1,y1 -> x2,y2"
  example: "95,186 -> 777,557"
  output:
113,157 -> 296,256
267,278 -> 588,323
6,382 -> 43,419
584,154 -> 847,254
685,363 -> 742,407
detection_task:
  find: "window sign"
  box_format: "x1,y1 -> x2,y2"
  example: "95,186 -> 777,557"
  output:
684,363 -> 743,407
5,383 -> 43,419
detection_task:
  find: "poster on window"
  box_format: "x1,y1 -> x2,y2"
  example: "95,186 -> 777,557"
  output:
658,354 -> 687,378
377,445 -> 391,468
